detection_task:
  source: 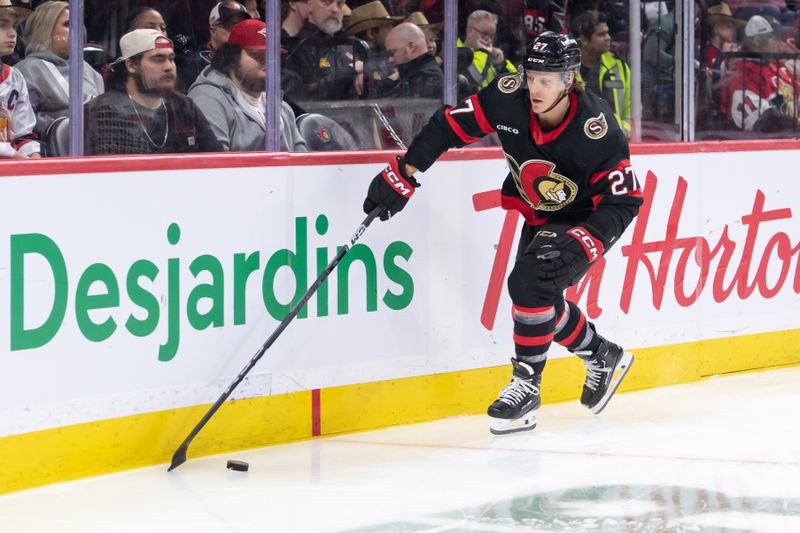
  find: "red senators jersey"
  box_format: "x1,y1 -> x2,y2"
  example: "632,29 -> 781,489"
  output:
404,72 -> 643,246
720,58 -> 799,131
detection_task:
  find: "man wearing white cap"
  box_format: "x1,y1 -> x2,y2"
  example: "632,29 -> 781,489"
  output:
720,15 -> 800,131
84,29 -> 221,155
189,19 -> 307,152
0,0 -> 40,158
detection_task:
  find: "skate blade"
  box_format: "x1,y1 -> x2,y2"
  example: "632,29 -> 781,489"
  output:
591,351 -> 634,415
489,411 -> 537,435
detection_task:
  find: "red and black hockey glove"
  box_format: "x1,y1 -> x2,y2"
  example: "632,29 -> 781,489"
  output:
534,226 -> 605,289
363,156 -> 420,221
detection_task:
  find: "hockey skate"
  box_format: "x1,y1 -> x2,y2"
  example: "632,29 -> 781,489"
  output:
487,359 -> 541,435
576,339 -> 634,415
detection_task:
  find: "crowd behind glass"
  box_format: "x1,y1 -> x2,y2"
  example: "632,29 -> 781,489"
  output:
0,0 -> 798,159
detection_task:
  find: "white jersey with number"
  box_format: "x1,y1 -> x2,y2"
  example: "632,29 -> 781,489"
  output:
0,63 -> 40,158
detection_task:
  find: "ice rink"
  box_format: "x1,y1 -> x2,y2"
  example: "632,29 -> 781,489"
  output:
2,367 -> 799,533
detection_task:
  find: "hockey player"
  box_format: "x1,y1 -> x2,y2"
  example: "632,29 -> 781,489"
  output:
362,32 -> 642,435
0,0 -> 40,159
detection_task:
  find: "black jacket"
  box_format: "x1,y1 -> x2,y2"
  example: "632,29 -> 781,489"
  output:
281,22 -> 364,101
385,53 -> 443,99
405,73 -> 643,246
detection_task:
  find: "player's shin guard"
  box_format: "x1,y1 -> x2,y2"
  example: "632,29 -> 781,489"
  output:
488,358 -> 541,435
575,337 -> 634,415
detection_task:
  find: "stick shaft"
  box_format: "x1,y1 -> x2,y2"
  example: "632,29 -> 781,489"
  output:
168,207 -> 383,471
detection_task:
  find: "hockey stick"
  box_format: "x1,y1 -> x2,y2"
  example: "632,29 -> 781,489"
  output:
168,205 -> 385,471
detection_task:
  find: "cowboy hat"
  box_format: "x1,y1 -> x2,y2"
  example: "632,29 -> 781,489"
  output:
404,11 -> 443,35
343,1 -> 402,35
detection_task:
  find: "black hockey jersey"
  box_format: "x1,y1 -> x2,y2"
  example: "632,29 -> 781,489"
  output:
404,72 -> 643,246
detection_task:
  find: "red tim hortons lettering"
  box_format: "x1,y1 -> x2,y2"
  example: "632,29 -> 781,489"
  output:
620,171 -> 800,313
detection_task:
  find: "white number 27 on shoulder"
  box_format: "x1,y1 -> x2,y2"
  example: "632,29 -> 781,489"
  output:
608,166 -> 639,196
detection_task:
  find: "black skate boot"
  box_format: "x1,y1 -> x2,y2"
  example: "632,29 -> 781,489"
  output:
575,339 -> 634,415
487,359 -> 541,435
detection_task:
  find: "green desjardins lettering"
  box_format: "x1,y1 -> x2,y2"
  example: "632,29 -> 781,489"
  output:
8,215 -> 414,361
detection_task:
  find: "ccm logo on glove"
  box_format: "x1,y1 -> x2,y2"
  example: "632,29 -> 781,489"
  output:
567,227 -> 604,262
383,166 -> 416,197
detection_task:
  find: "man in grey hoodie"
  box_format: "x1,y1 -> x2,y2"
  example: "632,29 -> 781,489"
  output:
188,19 -> 307,152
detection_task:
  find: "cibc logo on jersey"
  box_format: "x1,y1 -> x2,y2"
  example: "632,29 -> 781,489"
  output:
505,154 -> 577,211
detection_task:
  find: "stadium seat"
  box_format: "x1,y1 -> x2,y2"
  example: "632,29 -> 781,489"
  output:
42,117 -> 70,158
295,113 -> 358,151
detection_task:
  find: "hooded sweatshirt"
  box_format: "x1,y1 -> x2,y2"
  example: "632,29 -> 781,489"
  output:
188,66 -> 307,152
14,50 -> 104,136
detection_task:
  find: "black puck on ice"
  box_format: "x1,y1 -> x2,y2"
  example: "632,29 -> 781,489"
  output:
226,460 -> 249,472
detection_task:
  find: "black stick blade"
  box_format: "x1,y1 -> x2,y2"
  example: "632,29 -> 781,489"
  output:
168,445 -> 188,471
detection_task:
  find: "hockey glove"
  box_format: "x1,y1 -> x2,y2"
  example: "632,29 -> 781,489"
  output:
534,226 -> 605,289
363,156 -> 420,221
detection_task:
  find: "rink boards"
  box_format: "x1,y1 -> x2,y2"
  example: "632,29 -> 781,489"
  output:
1,141 -> 799,493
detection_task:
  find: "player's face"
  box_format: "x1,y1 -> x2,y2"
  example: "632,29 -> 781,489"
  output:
309,0 -> 344,35
0,12 -> 18,57
132,47 -> 177,96
236,48 -> 266,93
51,8 -> 70,60
525,70 -> 569,114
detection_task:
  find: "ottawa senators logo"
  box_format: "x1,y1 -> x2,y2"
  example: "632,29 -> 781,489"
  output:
317,127 -> 331,143
505,154 -> 578,211
498,73 -> 522,94
584,113 -> 608,140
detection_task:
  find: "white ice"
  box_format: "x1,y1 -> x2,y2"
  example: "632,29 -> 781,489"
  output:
2,367 -> 800,533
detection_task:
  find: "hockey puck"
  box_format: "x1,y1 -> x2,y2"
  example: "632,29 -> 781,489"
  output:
226,460 -> 249,472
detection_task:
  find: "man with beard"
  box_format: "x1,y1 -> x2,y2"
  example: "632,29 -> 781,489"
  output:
84,29 -> 221,155
282,0 -> 365,100
188,19 -> 307,151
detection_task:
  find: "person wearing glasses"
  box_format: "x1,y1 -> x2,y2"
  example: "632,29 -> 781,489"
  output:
458,10 -> 517,96
188,19 -> 307,152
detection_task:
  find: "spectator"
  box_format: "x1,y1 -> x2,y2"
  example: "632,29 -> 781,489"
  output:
523,0 -> 567,39
383,22 -> 442,97
344,1 -> 401,97
720,15 -> 800,131
726,0 -> 795,26
84,29 -> 221,155
0,0 -> 40,158
282,0 -> 365,101
125,6 -> 168,36
458,10 -> 517,95
571,10 -> 631,136
189,19 -> 307,152
282,0 -> 311,39
705,2 -> 741,70
404,10 -> 442,66
15,1 -> 104,138
642,2 -> 675,120
210,1 -> 252,51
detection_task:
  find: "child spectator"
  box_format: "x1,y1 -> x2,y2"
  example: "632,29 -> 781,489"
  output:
0,0 -> 40,158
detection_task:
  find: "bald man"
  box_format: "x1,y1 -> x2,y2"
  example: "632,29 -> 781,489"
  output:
382,22 -> 443,98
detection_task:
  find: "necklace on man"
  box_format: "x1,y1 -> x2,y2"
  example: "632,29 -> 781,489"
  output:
127,92 -> 169,149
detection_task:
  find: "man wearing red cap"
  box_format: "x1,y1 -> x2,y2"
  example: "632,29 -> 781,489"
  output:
189,19 -> 307,152
84,29 -> 221,155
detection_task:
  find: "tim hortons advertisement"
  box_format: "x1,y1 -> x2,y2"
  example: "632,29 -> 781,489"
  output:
0,149 -> 798,435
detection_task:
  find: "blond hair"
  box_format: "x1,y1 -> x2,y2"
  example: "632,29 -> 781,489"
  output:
24,1 -> 68,55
